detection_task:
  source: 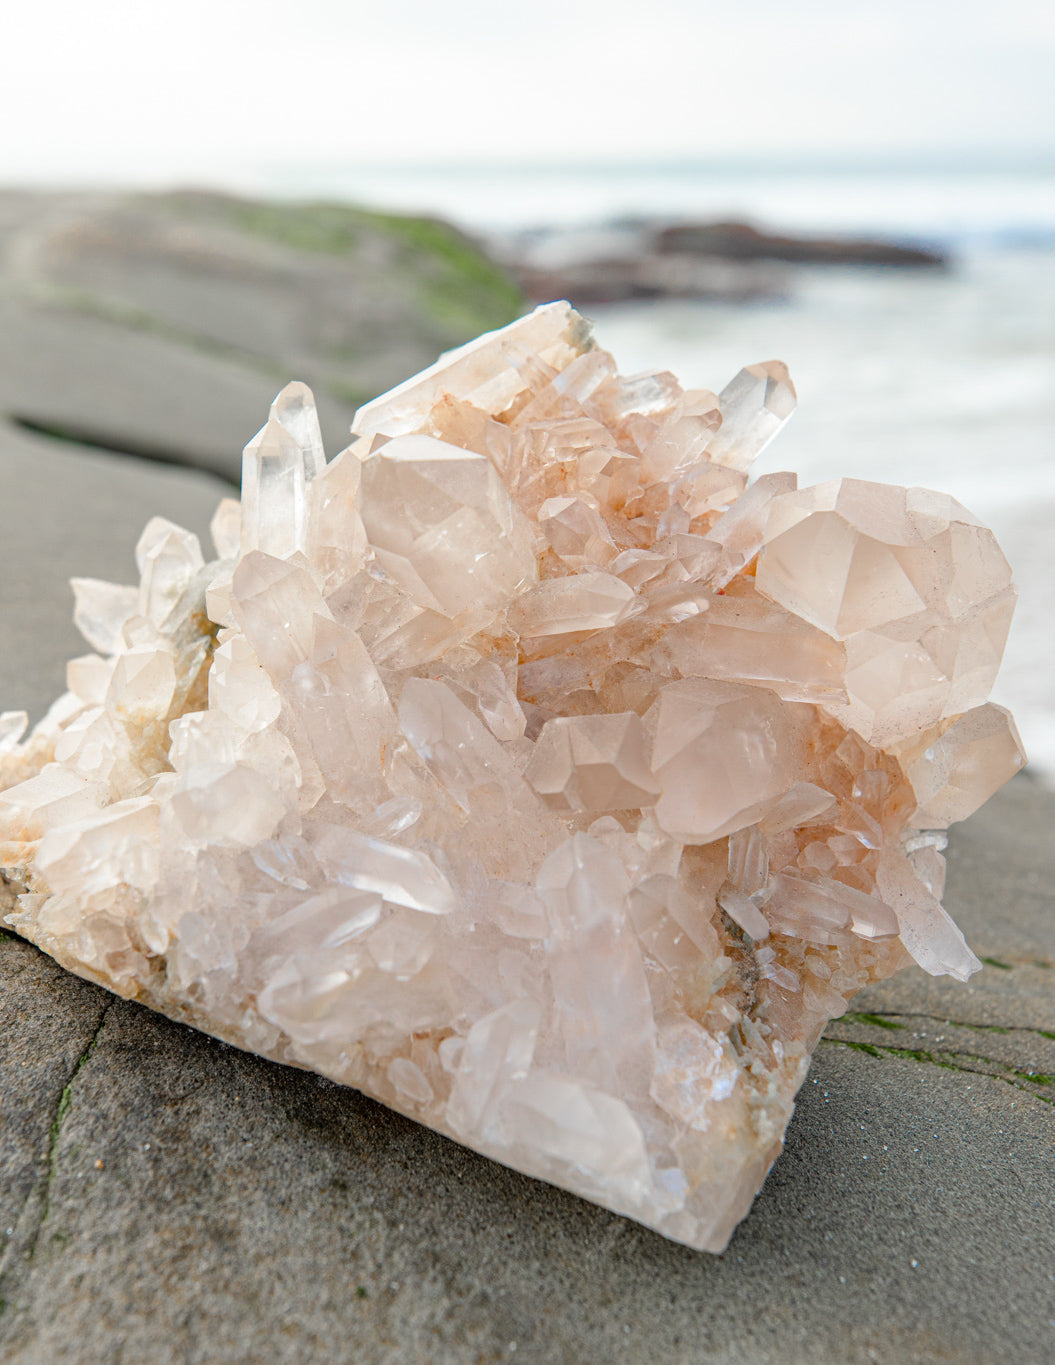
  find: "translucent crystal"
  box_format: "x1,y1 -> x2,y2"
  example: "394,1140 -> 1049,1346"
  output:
898,703 -> 1026,827
271,380 -> 326,478
0,711 -> 28,755
0,764 -> 106,837
705,361 -> 797,470
526,713 -> 659,811
510,573 -> 635,637
707,470 -> 798,586
537,833 -> 655,1096
305,446 -> 368,590
757,479 -> 1015,744
538,494 -> 618,569
143,516 -> 202,587
446,999 -> 541,1138
0,304 -> 1022,1256
649,679 -> 806,842
353,300 -> 594,438
70,578 -> 140,655
357,434 -> 535,617
231,552 -> 331,678
240,383 -> 326,561
309,821 -> 455,916
34,796 -> 159,897
170,761 -> 286,849
210,497 -> 242,559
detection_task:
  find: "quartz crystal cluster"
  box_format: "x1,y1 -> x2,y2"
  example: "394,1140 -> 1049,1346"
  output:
0,303 -> 1025,1251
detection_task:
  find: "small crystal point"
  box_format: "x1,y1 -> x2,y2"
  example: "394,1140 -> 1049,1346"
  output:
210,498 -> 242,560
270,381 -> 326,478
0,711 -> 28,755
706,360 -> 797,470
136,517 -> 205,628
510,573 -> 635,637
1,303 -> 1020,1256
352,301 -> 594,439
241,389 -> 327,561
70,577 -> 140,655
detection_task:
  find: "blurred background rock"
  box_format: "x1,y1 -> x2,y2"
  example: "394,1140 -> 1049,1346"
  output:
0,190 -> 523,483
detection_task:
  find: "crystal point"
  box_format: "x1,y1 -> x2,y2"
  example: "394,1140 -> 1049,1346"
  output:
706,360 -> 797,470
0,310 -> 1021,1255
241,394 -> 324,561
271,380 -> 326,478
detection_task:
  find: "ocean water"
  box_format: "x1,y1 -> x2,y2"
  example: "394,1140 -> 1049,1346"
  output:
273,162 -> 1055,244
274,163 -> 1055,777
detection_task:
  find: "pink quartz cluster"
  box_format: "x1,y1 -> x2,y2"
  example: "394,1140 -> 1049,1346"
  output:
0,303 -> 1025,1251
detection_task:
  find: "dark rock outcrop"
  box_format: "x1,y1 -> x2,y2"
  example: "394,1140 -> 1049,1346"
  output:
515,253 -> 787,305
655,219 -> 948,268
503,215 -> 948,308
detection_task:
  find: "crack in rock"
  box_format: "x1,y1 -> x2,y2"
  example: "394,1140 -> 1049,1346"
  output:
842,1010 -> 1055,1042
0,999 -> 113,1292
820,1036 -> 1055,1106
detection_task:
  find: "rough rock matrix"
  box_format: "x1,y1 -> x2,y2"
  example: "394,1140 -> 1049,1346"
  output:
0,303 -> 1025,1251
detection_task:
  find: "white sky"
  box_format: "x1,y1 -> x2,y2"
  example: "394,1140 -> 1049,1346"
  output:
4,0 -> 1054,185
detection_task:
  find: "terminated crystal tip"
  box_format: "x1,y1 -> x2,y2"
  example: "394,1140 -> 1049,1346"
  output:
0,304 -> 1024,1253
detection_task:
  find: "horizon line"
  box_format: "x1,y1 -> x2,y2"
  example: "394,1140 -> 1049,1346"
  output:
269,151 -> 1055,178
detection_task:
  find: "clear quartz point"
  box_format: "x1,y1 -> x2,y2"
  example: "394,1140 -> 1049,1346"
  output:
706,360 -> 797,470
241,381 -> 326,561
271,381 -> 326,478
0,711 -> 28,755
0,304 -> 1022,1256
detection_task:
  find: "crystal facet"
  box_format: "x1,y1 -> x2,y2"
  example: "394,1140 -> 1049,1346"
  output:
0,310 -> 1024,1253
